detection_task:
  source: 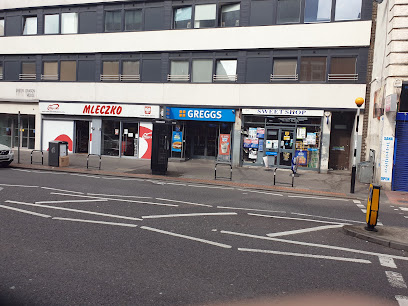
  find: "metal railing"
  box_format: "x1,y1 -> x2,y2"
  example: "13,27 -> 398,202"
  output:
19,74 -> 36,80
100,74 -> 120,81
120,74 -> 140,81
215,162 -> 232,181
328,74 -> 358,81
0,73 -> 3,80
270,74 -> 299,81
30,150 -> 44,165
213,74 -> 237,82
87,154 -> 101,170
273,168 -> 295,187
167,74 -> 190,81
41,74 -> 59,81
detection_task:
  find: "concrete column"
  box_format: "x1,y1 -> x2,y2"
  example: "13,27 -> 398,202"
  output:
320,111 -> 331,174
232,109 -> 242,167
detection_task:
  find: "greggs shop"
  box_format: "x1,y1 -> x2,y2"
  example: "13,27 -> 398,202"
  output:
39,102 -> 160,158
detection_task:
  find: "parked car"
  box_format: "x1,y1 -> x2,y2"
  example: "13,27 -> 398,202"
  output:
0,144 -> 14,167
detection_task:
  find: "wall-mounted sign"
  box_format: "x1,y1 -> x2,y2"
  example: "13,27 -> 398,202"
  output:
172,131 -> 183,152
218,134 -> 231,156
385,94 -> 397,113
381,136 -> 394,182
242,109 -> 324,117
166,107 -> 235,122
39,102 -> 160,118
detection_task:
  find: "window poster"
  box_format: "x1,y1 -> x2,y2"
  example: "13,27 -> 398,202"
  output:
249,148 -> 258,159
306,133 -> 316,145
256,128 -> 265,139
250,138 -> 259,148
266,140 -> 273,149
243,138 -> 251,148
259,139 -> 264,151
249,127 -> 257,139
218,134 -> 231,156
295,150 -> 307,166
172,131 -> 183,152
297,127 -> 306,139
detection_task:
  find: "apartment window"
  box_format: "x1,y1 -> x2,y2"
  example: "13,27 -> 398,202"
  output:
300,57 -> 326,82
192,59 -> 213,83
335,0 -> 362,21
214,59 -> 237,82
122,61 -> 140,81
272,58 -> 298,81
125,10 -> 142,31
20,62 -> 36,80
101,61 -> 120,81
220,4 -> 240,27
0,19 -> 4,36
305,0 -> 331,23
23,16 -> 37,35
60,61 -> 77,81
61,13 -> 78,34
329,57 -> 357,80
277,0 -> 301,24
168,60 -> 190,81
42,62 -> 58,81
44,14 -> 60,34
194,4 -> 216,28
105,11 -> 122,32
174,7 -> 192,29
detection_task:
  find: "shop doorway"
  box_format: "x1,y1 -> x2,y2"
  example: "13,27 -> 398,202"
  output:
265,127 -> 295,167
75,121 -> 90,153
121,122 -> 139,157
329,112 -> 354,170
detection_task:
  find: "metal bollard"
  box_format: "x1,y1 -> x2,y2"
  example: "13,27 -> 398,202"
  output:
365,184 -> 381,232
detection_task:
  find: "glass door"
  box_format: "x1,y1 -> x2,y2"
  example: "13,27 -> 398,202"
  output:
121,122 -> 139,157
280,128 -> 295,166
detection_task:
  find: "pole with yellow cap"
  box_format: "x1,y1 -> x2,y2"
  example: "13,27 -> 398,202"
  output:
350,97 -> 364,193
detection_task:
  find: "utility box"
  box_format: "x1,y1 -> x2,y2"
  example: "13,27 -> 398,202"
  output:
358,161 -> 374,184
151,120 -> 172,175
49,141 -> 69,167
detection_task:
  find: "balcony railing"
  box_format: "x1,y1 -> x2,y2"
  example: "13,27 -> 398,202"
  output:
328,74 -> 358,81
167,74 -> 190,82
19,74 -> 36,80
270,74 -> 299,81
0,74 -> 3,80
213,74 -> 237,82
100,74 -> 120,81
120,74 -> 140,81
41,74 -> 59,81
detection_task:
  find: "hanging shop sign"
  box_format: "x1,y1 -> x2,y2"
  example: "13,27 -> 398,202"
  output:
242,109 -> 324,117
172,131 -> 183,153
39,102 -> 160,118
166,107 -> 235,122
381,136 -> 394,182
218,134 -> 231,156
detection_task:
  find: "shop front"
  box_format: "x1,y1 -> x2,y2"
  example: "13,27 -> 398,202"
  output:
241,109 -> 324,170
165,107 -> 235,160
39,102 -> 159,158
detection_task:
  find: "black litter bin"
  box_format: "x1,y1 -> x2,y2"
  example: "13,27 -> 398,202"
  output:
49,141 -> 68,167
151,120 -> 172,175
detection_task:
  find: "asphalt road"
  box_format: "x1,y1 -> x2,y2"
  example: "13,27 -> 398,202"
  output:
1,168 -> 408,306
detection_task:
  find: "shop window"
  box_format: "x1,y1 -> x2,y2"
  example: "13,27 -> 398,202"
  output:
23,16 -> 37,35
220,4 -> 240,27
60,61 -> 77,81
105,11 -> 122,32
192,59 -> 213,83
122,61 -> 140,81
304,0 -> 331,23
300,57 -> 326,82
44,14 -> 60,34
329,57 -> 357,81
0,19 -> 4,36
174,6 -> 192,29
168,60 -> 190,82
277,0 -> 301,24
214,59 -> 237,82
0,63 -> 3,80
125,10 -> 142,31
102,120 -> 120,156
272,58 -> 298,81
20,62 -> 36,81
101,61 -> 120,81
61,13 -> 78,34
335,0 -> 362,21
42,61 -> 58,81
194,4 -> 216,28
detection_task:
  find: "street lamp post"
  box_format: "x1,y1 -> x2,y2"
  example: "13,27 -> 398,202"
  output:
350,97 -> 364,193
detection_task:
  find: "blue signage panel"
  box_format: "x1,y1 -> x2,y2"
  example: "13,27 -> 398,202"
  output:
166,107 -> 235,122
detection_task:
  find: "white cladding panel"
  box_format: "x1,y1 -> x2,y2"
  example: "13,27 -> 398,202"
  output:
0,82 -> 366,110
0,21 -> 371,55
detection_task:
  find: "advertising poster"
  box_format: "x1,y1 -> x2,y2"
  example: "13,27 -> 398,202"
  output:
295,150 -> 307,166
172,131 -> 183,152
249,128 -> 257,139
266,140 -> 273,149
42,120 -> 74,152
139,122 -> 153,159
243,138 -> 251,148
381,136 -> 394,182
256,128 -> 265,139
307,133 -> 316,145
218,134 -> 231,156
250,138 -> 259,148
249,148 -> 258,159
297,127 -> 306,139
259,139 -> 264,152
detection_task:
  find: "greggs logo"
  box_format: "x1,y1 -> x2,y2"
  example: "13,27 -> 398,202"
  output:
83,105 -> 123,115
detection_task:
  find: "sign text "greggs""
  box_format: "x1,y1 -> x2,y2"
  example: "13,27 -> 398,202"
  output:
83,105 -> 123,115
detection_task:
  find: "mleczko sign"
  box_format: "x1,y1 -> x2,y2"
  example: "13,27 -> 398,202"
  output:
39,102 -> 159,118
242,109 -> 324,117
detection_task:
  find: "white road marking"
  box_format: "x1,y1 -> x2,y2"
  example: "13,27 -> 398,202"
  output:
101,177 -> 139,181
220,230 -> 408,261
291,212 -> 366,224
50,192 -> 178,207
353,200 -> 361,204
390,205 -> 395,208
378,222 -> 384,225
356,204 -> 365,208
266,224 -> 344,238
69,173 -> 100,179
238,248 -> 371,264
11,169 -> 32,173
142,212 -> 237,219
396,295 -> 408,306
0,204 -> 51,218
379,256 -> 397,269
217,206 -> 286,214
395,209 -> 400,211
41,187 -> 84,194
386,271 -> 407,288
400,207 -> 408,211
5,200 -> 142,221
32,170 -> 66,175
288,195 -> 349,202
0,187 -> 3,191
245,190 -> 284,197
36,199 -> 108,204
165,182 -> 187,186
155,198 -> 212,207
361,209 -> 367,213
53,217 -> 138,227
0,183 -> 38,188
248,213 -> 346,225
88,193 -> 152,199
141,226 -> 232,249
188,184 -> 234,190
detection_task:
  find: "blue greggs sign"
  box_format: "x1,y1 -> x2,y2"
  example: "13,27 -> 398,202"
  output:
166,107 -> 235,122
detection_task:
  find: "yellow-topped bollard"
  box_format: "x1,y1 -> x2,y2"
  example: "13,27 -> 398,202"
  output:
365,184 -> 381,231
